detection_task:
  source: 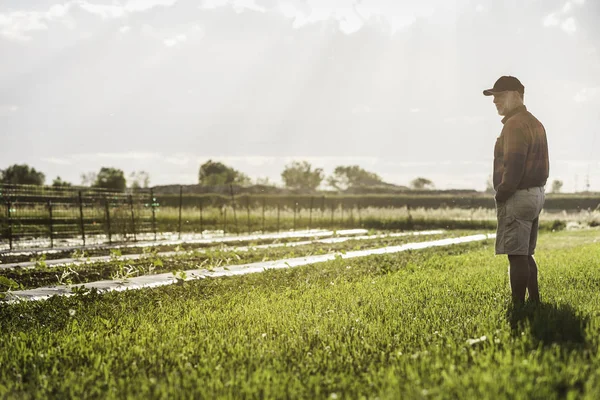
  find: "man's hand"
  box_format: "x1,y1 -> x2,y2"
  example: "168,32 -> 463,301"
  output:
495,191 -> 511,203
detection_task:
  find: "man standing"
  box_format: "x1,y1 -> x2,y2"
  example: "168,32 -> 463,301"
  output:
483,76 -> 549,304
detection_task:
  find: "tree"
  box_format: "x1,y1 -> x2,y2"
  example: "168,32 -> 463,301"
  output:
327,165 -> 384,191
93,167 -> 127,191
281,161 -> 324,191
81,172 -> 97,187
198,160 -> 250,186
551,179 -> 563,194
410,177 -> 435,190
0,164 -> 45,185
485,175 -> 495,194
255,177 -> 272,185
52,176 -> 72,187
129,171 -> 150,190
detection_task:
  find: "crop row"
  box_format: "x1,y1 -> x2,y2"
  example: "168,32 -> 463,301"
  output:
1,231 -> 465,291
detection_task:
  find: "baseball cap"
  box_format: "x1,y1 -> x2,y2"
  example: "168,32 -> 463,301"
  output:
483,76 -> 525,96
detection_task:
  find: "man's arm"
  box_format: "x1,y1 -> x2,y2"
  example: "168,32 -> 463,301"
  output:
495,124 -> 528,203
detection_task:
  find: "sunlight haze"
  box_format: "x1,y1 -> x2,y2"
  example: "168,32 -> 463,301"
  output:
1,0 -> 599,190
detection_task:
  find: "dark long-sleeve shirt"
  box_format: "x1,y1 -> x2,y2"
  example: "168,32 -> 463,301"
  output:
493,105 -> 549,203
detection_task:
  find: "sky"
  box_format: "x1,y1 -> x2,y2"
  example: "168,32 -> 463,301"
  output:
0,0 -> 599,191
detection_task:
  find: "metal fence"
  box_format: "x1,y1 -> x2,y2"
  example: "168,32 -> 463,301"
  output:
0,184 -> 359,252
0,185 -> 159,251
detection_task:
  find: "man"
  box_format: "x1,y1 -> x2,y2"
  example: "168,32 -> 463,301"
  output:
483,76 -> 549,304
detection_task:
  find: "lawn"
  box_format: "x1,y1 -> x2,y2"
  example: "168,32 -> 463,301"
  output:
0,228 -> 599,399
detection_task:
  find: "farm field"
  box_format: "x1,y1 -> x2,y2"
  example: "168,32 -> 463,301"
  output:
0,228 -> 599,398
3,201 -> 599,252
1,230 -> 456,290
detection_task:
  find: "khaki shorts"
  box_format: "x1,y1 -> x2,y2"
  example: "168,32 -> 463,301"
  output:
495,186 -> 545,255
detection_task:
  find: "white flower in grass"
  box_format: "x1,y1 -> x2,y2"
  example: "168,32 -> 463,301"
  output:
466,335 -> 487,346
261,333 -> 267,338
69,309 -> 76,316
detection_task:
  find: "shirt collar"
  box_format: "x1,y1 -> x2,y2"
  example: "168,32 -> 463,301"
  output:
501,105 -> 527,124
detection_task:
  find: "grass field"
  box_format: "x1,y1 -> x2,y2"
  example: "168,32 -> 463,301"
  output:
0,228 -> 599,398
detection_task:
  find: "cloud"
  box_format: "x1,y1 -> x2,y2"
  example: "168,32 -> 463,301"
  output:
72,152 -> 162,161
0,10 -> 48,41
573,87 -> 600,102
0,105 -> 19,116
78,3 -> 126,19
125,0 -> 178,12
119,25 -> 132,33
543,13 -> 560,27
0,0 -> 178,41
409,108 -> 421,113
561,17 -> 577,34
41,157 -> 73,165
164,33 -> 187,47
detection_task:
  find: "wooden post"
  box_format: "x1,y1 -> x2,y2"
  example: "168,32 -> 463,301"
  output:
309,196 -> 314,231
246,196 -> 251,233
104,196 -> 112,245
129,194 -> 137,242
7,199 -> 13,250
150,189 -> 157,242
178,186 -> 183,239
261,197 -> 266,233
199,200 -> 204,234
47,200 -> 54,249
277,203 -> 280,233
78,191 -> 86,246
293,202 -> 297,231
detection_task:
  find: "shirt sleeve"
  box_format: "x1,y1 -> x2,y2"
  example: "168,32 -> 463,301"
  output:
495,123 -> 529,202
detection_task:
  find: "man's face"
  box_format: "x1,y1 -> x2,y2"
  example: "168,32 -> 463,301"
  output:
492,91 -> 510,116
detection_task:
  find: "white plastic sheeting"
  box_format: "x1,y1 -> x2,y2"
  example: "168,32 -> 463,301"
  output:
5,233 -> 495,302
1,229 -> 366,257
1,230 -> 444,270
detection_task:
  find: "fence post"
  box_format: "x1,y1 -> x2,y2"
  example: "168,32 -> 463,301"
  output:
47,200 -> 54,249
261,197 -> 266,233
330,203 -> 335,228
178,185 -> 183,240
104,196 -> 112,245
7,199 -> 13,251
150,189 -> 157,241
357,200 -> 362,226
277,203 -> 280,233
309,196 -> 314,231
340,204 -> 344,227
293,202 -> 297,231
199,200 -> 204,235
129,194 -> 137,242
229,185 -> 238,234
78,191 -> 86,246
223,207 -> 227,234
246,196 -> 251,233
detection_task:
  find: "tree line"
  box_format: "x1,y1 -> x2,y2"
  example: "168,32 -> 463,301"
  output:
0,161 -> 570,193
0,160 -> 439,192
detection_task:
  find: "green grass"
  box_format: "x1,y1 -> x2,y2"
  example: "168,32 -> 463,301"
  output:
0,229 -> 599,398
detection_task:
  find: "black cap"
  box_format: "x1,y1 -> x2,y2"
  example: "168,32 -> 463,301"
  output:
483,76 -> 525,96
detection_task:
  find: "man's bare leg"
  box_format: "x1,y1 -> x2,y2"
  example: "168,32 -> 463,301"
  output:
527,255 -> 540,303
508,255 -> 529,304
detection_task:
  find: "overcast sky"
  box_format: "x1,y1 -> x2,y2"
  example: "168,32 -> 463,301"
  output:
1,0 -> 599,191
